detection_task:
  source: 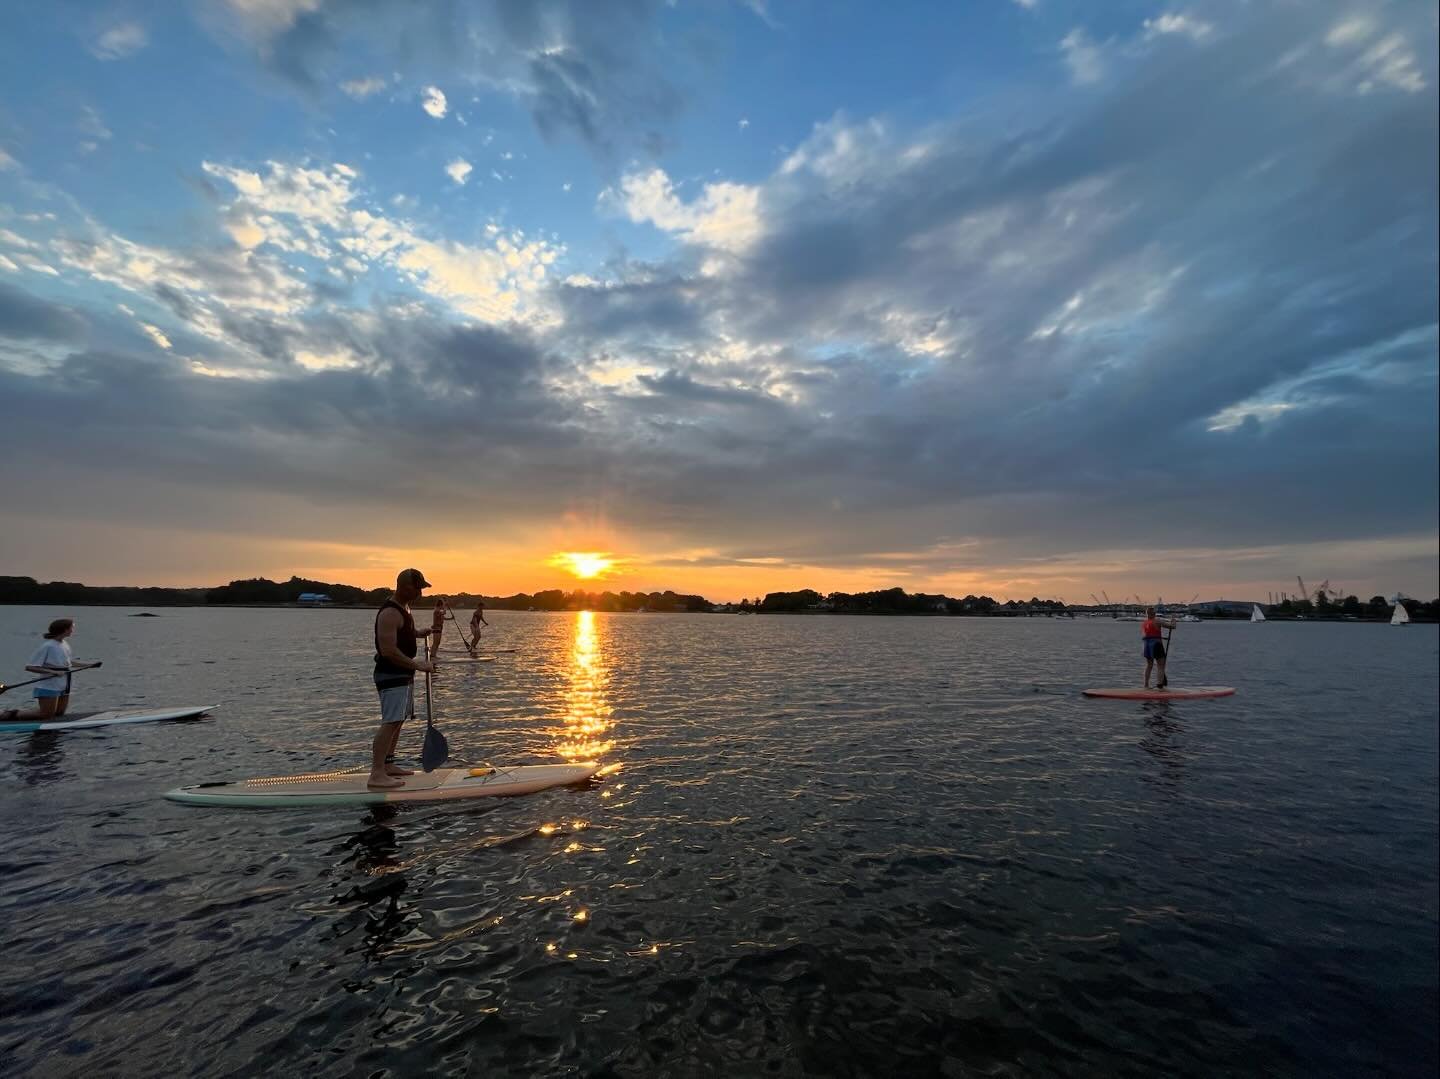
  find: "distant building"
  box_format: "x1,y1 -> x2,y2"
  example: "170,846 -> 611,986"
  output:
297,592 -> 333,606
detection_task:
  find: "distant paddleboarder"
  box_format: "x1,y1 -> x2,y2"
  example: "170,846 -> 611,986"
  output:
431,597 -> 447,654
1141,606 -> 1178,689
0,618 -> 101,723
370,569 -> 438,790
468,601 -> 489,652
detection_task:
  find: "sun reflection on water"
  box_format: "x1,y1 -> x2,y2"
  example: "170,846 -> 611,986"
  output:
555,610 -> 615,761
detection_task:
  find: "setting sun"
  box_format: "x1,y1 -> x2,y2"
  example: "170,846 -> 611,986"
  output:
552,551 -> 615,580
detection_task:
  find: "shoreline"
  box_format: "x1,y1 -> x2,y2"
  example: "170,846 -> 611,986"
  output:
0,602 -> 1427,623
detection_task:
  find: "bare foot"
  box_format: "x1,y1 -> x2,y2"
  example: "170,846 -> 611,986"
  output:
367,773 -> 405,789
386,764 -> 415,776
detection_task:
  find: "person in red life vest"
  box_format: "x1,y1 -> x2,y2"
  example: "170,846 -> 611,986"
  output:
1141,606 -> 1178,689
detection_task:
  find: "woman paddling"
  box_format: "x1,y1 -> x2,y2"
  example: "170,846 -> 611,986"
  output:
0,618 -> 102,722
468,601 -> 489,652
1141,606 -> 1177,690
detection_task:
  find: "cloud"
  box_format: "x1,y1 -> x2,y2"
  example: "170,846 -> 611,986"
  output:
79,106 -> 113,141
220,0 -> 323,36
445,158 -> 473,185
0,281 -> 88,343
208,0 -> 689,155
339,75 -> 387,98
1143,12 -> 1214,42
1060,28 -> 1106,85
91,22 -> 148,59
201,158 -> 562,325
608,168 -> 762,254
0,148 -> 17,170
3,0 -> 1434,599
421,85 -> 447,118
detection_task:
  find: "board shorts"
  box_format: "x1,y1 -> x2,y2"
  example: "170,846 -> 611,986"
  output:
1143,638 -> 1166,660
376,683 -> 414,726
34,688 -> 67,699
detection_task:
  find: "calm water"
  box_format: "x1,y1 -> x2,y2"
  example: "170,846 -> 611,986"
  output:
0,606 -> 1435,1077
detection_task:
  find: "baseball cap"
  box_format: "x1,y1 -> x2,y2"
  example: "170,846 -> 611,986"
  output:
397,568 -> 432,589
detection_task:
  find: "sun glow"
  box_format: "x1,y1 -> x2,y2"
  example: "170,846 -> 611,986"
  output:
553,551 -> 614,579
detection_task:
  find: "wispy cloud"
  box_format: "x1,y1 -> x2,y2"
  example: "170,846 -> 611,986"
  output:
339,75 -> 387,99
90,22 -> 148,60
1060,28 -> 1105,85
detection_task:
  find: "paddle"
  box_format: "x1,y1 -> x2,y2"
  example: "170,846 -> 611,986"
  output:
0,662 -> 102,695
419,638 -> 448,772
444,607 -> 478,655
1159,622 -> 1176,689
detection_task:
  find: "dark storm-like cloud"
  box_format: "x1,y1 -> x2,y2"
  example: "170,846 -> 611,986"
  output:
0,281 -> 87,342
552,0 -> 1437,561
0,314 -> 583,536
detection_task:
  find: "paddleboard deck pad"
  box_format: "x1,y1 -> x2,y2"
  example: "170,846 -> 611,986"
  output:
1083,686 -> 1236,700
0,704 -> 214,733
165,761 -> 599,807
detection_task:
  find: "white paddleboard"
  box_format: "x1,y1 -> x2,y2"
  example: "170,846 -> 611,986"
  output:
1083,686 -> 1235,700
165,761 -> 599,807
440,655 -> 496,663
0,704 -> 215,733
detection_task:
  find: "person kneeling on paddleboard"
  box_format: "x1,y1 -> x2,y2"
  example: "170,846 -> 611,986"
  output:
0,618 -> 101,723
1141,606 -> 1177,690
370,569 -> 439,790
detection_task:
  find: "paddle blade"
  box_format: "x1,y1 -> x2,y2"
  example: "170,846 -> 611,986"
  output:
420,724 -> 449,772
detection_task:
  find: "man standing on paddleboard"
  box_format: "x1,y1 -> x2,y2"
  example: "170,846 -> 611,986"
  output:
1141,606 -> 1178,690
370,568 -> 438,790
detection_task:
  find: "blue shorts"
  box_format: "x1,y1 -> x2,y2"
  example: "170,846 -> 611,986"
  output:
34,688 -> 67,699
1143,638 -> 1166,660
376,683 -> 414,726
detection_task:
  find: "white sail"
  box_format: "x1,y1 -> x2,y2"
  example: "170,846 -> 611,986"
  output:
1392,602 -> 1410,625
1251,604 -> 1265,622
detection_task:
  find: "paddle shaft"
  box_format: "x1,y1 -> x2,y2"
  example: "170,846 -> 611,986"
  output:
424,637 -> 434,727
444,608 -> 478,653
0,662 -> 101,695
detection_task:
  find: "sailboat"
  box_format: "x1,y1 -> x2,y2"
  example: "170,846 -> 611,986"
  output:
1250,604 -> 1266,623
1392,601 -> 1410,626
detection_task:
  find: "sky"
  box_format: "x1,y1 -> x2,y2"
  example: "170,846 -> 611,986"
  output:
0,0 -> 1435,603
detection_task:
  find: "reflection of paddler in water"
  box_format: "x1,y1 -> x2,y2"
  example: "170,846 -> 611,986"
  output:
369,569 -> 439,791
1141,606 -> 1178,690
1,618 -> 103,723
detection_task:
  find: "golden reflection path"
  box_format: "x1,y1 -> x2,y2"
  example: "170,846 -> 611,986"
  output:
555,610 -> 615,761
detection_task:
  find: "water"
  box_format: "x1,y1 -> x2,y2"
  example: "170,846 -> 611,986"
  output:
0,607 -> 1435,1077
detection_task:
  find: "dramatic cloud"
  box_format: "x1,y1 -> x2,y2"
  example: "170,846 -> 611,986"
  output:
0,0 -> 1433,597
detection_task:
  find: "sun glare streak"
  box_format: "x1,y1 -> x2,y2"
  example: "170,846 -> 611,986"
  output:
555,610 -> 615,760
551,551 -> 615,579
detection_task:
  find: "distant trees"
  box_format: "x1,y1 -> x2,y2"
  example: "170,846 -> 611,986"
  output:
206,576 -> 387,605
